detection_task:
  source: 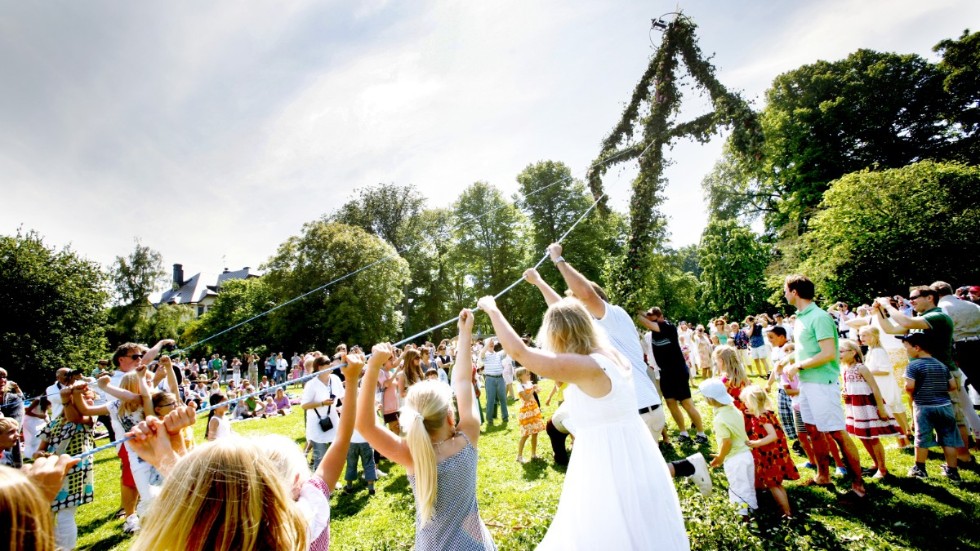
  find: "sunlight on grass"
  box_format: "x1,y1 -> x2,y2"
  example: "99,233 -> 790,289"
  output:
71,381 -> 980,550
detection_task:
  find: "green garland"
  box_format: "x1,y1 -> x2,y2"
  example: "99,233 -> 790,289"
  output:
587,16 -> 764,312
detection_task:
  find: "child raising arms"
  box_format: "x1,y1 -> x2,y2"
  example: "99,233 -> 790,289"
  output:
355,310 -> 495,550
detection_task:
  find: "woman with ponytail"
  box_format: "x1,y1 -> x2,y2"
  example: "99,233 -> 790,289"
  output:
356,310 -> 495,550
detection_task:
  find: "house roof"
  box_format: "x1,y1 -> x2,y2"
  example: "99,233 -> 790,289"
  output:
156,267 -> 261,306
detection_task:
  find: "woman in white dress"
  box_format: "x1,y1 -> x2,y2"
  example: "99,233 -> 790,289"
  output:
477,295 -> 689,551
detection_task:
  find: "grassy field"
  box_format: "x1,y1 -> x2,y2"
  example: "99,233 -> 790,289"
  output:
73,380 -> 980,550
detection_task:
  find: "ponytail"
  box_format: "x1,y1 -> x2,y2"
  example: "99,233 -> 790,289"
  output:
207,392 -> 227,429
401,380 -> 454,526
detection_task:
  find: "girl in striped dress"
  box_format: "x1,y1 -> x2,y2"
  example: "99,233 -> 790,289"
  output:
839,339 -> 901,478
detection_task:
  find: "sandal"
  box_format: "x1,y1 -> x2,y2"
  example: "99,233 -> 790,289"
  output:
800,478 -> 833,488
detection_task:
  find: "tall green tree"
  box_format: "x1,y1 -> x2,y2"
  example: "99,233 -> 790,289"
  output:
332,183 -> 426,252
698,218 -> 772,320
263,221 -> 410,351
710,48 -> 962,238
182,278 -> 275,356
0,230 -> 109,395
934,29 -> 980,161
452,182 -> 531,334
107,241 -> 167,344
797,161 -> 980,303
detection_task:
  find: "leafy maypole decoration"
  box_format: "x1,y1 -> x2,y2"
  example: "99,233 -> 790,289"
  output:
587,14 -> 764,313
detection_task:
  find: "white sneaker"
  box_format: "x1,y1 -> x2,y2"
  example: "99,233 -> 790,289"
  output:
122,513 -> 140,533
687,453 -> 713,497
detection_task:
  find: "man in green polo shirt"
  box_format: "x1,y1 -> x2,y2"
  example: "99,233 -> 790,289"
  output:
783,275 -> 867,500
875,286 -> 954,369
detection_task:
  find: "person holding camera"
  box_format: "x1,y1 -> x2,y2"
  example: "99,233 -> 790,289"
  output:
302,355 -> 345,470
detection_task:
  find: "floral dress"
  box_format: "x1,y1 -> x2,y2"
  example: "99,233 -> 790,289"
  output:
745,411 -> 799,489
518,383 -> 545,437
39,417 -> 95,511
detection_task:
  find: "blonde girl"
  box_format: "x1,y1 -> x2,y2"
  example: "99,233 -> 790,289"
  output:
0,455 -> 80,551
355,311 -> 495,550
515,367 -> 546,463
131,439 -> 308,551
741,385 -> 799,518
713,345 -> 748,412
839,339 -> 901,478
859,326 -> 911,446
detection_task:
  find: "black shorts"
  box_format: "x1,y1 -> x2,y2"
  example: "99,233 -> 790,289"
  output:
383,412 -> 399,424
660,368 -> 692,401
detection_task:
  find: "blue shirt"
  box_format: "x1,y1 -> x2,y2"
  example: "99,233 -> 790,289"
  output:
905,357 -> 952,406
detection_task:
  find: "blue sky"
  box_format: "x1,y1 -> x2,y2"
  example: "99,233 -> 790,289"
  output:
2,1 -> 976,277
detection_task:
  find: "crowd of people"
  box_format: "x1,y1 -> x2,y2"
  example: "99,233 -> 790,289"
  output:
1,241 -> 979,550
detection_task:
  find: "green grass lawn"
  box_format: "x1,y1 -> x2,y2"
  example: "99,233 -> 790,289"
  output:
73,380 -> 980,550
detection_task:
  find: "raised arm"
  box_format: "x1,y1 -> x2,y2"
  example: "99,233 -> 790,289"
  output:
317,353 -> 364,489
547,243 -> 605,319
453,309 -> 480,444
477,296 -> 611,398
876,298 -> 929,331
356,344 -> 412,467
142,339 -> 176,366
70,384 -> 109,417
523,268 -> 562,306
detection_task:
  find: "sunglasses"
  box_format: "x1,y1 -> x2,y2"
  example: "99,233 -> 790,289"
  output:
129,354 -> 145,360
157,402 -> 177,409
909,295 -> 921,300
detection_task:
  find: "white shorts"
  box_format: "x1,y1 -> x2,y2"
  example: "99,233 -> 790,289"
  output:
640,406 -> 667,438
724,450 -> 757,514
798,380 -> 846,432
750,346 -> 768,360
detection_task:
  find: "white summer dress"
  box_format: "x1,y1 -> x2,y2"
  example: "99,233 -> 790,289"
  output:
536,353 -> 690,551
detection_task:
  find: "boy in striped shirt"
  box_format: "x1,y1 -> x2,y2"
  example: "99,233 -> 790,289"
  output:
900,332 -> 961,481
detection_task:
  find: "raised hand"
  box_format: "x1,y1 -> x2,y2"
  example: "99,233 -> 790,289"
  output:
547,243 -> 563,262
370,343 -> 395,366
523,268 -> 543,285
342,353 -> 365,381
477,296 -> 497,313
22,454 -> 81,502
458,309 -> 474,332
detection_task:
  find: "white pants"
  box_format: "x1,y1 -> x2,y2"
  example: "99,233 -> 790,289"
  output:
55,507 -> 77,550
724,450 -> 758,515
640,406 -> 667,439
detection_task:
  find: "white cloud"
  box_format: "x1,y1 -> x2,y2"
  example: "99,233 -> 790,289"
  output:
0,0 -> 977,274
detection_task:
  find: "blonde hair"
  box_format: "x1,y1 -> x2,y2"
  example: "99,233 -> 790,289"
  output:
255,435 -> 312,500
401,380 -> 455,527
537,298 -> 603,355
0,417 -> 18,434
118,371 -> 144,416
515,367 -> 530,381
839,339 -> 865,365
0,466 -> 55,551
131,438 -> 307,551
741,384 -> 771,416
713,345 -> 747,388
858,325 -> 881,349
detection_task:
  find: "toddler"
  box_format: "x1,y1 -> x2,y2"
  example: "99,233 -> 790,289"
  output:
701,378 -> 757,519
516,368 -> 545,463
741,385 -> 799,518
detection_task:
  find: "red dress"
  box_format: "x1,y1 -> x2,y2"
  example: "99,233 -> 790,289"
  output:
746,411 -> 800,489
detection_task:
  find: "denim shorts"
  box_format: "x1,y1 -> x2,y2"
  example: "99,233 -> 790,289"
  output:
914,403 -> 963,449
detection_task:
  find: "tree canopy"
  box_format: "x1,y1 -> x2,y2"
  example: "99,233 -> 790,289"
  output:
0,231 -> 109,395
798,161 -> 980,302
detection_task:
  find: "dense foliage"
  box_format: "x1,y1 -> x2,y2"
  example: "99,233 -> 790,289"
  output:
0,231 -> 109,395
798,161 -> 980,302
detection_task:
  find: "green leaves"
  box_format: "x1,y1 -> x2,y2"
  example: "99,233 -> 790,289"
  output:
0,230 -> 109,395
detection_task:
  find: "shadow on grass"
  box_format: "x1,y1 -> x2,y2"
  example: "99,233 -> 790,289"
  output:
76,530 -> 131,551
481,422 -> 514,435
520,458 -> 550,480
78,510 -> 124,536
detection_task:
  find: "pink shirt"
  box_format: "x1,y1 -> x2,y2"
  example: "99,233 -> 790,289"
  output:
379,369 -> 399,414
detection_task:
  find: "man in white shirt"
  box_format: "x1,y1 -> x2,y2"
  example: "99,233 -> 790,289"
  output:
523,247 -> 665,440
933,281 -> 980,394
45,367 -> 72,420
